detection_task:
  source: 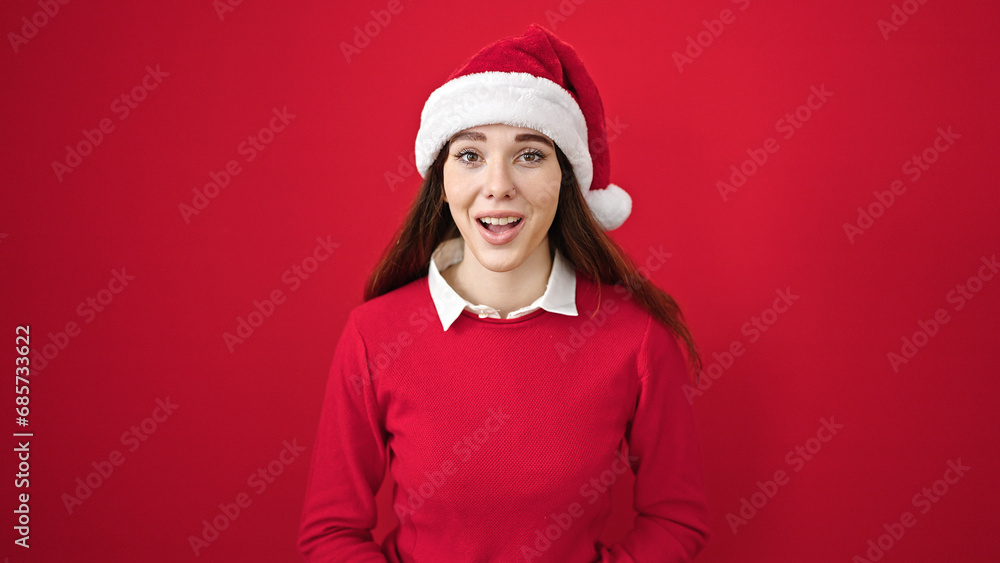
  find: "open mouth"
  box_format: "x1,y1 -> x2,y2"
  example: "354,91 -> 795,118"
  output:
477,216 -> 522,234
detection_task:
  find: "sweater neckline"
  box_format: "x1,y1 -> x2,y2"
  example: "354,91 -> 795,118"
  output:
457,307 -> 548,325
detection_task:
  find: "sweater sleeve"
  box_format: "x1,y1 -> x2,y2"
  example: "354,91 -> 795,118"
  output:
597,315 -> 710,562
298,311 -> 390,562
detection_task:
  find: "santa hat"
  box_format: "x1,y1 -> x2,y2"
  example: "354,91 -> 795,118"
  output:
414,23 -> 631,231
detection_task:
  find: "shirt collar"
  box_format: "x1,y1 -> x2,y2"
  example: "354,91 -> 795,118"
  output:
427,237 -> 577,331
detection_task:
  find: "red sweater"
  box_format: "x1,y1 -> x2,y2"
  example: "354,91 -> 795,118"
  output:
298,274 -> 709,562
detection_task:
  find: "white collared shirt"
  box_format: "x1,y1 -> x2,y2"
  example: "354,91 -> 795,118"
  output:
427,237 -> 578,330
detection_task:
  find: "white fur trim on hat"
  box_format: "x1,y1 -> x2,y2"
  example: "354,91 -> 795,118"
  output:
415,71 -> 594,192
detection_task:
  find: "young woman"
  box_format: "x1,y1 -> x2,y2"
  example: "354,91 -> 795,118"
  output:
299,24 -> 709,562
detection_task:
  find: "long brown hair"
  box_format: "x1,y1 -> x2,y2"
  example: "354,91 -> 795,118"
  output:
365,143 -> 702,374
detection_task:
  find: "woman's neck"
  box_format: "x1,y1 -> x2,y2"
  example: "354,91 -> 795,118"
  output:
442,239 -> 553,318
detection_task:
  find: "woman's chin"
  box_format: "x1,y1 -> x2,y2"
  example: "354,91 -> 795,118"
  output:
467,247 -> 525,273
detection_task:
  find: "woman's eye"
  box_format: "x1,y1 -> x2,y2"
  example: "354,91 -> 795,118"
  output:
519,150 -> 545,163
456,150 -> 480,163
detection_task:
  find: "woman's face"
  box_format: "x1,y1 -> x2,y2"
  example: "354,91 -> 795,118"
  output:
442,124 -> 562,273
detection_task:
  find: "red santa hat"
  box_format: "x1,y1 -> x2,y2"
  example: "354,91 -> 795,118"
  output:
414,23 -> 631,231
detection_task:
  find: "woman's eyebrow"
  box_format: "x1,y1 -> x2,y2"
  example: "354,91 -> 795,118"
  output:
515,133 -> 554,147
448,131 -> 554,147
450,131 -> 487,142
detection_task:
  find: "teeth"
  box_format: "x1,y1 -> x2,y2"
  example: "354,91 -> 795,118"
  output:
480,217 -> 520,225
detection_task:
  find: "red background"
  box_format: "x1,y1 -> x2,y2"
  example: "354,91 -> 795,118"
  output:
2,0 -> 999,561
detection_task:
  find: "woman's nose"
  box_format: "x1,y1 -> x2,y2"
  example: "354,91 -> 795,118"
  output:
483,161 -> 515,199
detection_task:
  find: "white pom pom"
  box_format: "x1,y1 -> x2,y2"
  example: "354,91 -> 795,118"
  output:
583,183 -> 631,231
